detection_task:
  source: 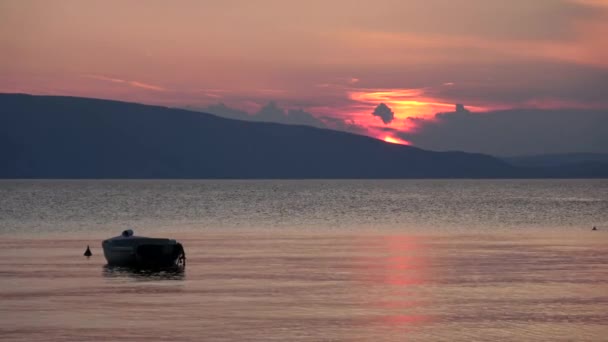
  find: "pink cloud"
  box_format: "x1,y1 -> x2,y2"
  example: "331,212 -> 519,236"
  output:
128,81 -> 166,92
83,75 -> 167,92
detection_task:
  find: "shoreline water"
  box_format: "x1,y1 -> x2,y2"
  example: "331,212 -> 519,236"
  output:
1,180 -> 607,340
1,230 -> 606,341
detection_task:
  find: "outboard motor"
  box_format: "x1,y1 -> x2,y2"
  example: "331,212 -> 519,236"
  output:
174,243 -> 186,267
121,229 -> 134,237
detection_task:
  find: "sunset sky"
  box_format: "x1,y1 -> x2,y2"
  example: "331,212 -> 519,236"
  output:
1,0 -> 607,154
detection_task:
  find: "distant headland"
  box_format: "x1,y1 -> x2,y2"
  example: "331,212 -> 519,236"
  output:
1,93 -> 607,179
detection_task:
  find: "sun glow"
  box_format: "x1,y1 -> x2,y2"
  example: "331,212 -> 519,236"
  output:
383,136 -> 410,145
349,89 -> 456,121
343,87 -> 494,144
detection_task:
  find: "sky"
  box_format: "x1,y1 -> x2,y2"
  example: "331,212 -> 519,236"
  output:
1,0 -> 607,155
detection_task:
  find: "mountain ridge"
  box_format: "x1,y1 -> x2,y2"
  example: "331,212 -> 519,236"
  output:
1,93 -> 606,179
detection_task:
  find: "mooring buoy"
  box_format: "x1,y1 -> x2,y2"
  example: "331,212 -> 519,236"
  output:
84,245 -> 92,257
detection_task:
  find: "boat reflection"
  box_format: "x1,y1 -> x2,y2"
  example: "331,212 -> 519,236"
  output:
102,264 -> 185,281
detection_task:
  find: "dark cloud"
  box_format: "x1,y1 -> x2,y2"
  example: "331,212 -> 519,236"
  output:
286,108 -> 327,128
318,116 -> 366,135
255,102 -> 288,123
202,103 -> 250,121
199,101 -> 362,133
192,102 -> 608,156
406,106 -> 608,156
427,62 -> 608,106
372,103 -> 395,124
455,104 -> 468,113
198,102 -> 323,128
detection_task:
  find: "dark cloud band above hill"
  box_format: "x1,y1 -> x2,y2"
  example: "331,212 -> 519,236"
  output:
404,107 -> 608,156
195,102 -> 608,156
196,102 -> 363,134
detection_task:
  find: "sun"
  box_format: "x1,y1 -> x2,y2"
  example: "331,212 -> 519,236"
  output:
383,136 -> 410,145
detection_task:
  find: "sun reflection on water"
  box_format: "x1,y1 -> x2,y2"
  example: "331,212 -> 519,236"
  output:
354,235 -> 434,331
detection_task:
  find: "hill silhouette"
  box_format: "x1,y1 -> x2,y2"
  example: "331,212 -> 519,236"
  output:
505,153 -> 608,167
1,94 -> 606,178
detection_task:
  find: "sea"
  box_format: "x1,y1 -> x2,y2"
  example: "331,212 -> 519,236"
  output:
0,180 -> 607,341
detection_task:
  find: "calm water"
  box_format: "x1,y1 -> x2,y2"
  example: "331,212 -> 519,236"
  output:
0,180 -> 607,341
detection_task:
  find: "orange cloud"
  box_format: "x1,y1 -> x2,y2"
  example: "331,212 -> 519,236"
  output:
313,84 -> 500,143
346,87 -> 489,132
350,89 -> 451,118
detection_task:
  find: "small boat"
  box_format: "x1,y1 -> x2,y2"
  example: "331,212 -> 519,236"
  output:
102,229 -> 185,268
